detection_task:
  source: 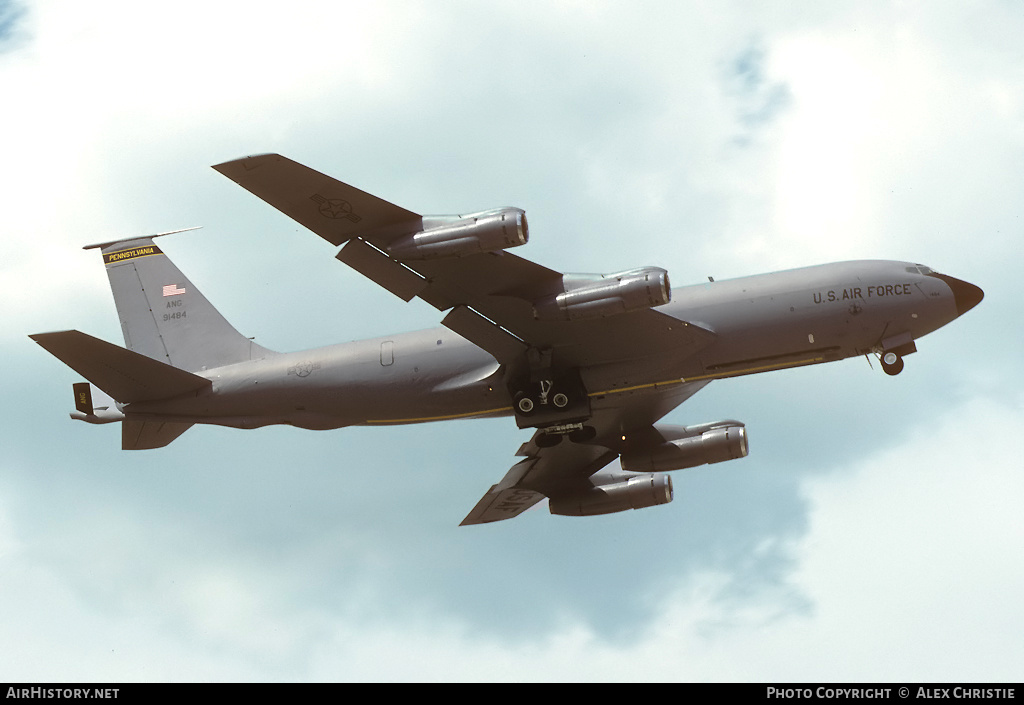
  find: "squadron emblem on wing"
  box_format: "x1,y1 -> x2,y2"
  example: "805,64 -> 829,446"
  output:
310,194 -> 362,222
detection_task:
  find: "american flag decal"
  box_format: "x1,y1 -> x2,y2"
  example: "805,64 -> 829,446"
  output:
162,284 -> 186,297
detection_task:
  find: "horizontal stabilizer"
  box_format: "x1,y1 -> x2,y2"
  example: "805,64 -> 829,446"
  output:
213,153 -> 421,246
122,419 -> 193,450
30,330 -> 211,403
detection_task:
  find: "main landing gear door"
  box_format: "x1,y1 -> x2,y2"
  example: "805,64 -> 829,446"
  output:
509,368 -> 591,429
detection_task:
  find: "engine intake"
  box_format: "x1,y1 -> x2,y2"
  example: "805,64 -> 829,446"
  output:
620,422 -> 748,473
549,473 -> 673,517
533,267 -> 671,321
386,208 -> 528,260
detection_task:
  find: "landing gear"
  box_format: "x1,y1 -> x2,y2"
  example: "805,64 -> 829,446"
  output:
534,422 -> 597,448
514,392 -> 535,415
881,351 -> 904,376
508,362 -> 598,445
873,337 -> 916,377
513,381 -> 580,416
508,363 -> 591,429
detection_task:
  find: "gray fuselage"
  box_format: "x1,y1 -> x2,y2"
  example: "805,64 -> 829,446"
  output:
128,259 -> 965,429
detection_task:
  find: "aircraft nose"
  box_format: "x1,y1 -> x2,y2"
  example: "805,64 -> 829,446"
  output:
934,273 -> 984,316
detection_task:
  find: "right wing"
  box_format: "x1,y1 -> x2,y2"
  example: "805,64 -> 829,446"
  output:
460,379 -> 711,525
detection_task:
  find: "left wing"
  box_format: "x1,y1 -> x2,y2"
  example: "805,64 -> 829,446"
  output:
211,154 -> 421,246
213,154 -> 716,370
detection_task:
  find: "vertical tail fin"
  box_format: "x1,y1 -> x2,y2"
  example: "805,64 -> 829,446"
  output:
84,229 -> 274,372
72,382 -> 93,414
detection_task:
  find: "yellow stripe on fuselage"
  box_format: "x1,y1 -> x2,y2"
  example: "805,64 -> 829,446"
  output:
365,406 -> 512,425
682,355 -> 825,383
362,356 -> 823,425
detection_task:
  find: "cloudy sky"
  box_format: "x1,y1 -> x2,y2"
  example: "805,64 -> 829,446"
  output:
2,0 -> 1022,682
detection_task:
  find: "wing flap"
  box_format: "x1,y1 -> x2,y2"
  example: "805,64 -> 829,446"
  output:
411,252 -> 562,311
441,305 -> 528,363
335,237 -> 427,302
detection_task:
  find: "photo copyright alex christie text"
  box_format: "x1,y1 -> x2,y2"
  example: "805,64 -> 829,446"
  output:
766,687 -> 1016,700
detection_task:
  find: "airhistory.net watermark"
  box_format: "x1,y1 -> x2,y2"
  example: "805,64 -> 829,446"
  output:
6,689 -> 118,699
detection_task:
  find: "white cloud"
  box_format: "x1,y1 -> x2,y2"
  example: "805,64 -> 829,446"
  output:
2,0 -> 1020,683
2,394 -> 1018,681
785,395 -> 1024,678
349,393 -> 1024,682
770,33 -> 887,259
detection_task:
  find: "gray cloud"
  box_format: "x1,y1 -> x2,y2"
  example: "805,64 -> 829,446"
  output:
0,1 -> 24,49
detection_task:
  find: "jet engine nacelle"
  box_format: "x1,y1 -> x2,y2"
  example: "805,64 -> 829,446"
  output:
620,422 -> 748,473
549,473 -> 673,517
533,267 -> 671,321
386,208 -> 528,260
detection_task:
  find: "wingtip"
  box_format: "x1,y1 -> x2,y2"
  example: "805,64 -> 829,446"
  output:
211,153 -> 285,177
29,329 -> 76,342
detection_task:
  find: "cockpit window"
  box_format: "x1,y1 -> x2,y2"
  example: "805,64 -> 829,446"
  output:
907,264 -> 935,275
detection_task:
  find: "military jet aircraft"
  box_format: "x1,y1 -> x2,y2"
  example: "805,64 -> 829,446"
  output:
30,154 -> 984,524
